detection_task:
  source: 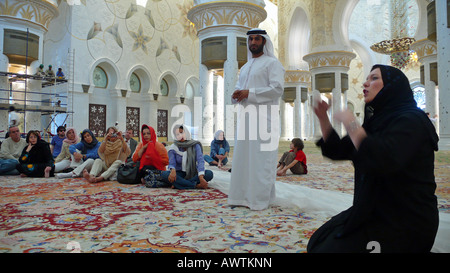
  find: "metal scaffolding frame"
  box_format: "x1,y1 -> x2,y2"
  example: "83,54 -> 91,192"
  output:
0,70 -> 73,140
0,27 -> 78,142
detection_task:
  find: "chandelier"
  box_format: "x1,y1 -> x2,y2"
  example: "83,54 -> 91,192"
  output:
370,37 -> 415,54
370,0 -> 416,70
370,37 -> 416,69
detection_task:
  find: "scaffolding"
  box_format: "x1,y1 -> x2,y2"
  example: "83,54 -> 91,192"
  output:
0,49 -> 75,141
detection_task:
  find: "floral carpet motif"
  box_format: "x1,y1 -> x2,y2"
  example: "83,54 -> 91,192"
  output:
0,177 -> 322,253
0,153 -> 448,253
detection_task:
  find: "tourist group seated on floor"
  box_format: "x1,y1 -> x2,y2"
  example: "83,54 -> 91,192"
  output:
0,124 -> 308,190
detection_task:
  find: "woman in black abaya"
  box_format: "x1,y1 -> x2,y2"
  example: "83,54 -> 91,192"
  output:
17,130 -> 55,177
307,64 -> 439,253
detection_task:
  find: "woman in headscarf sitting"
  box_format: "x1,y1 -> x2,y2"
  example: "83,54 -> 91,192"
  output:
160,124 -> 213,189
55,129 -> 100,179
132,124 -> 169,178
204,130 -> 230,169
307,65 -> 439,253
54,127 -> 80,173
83,126 -> 130,183
16,130 -> 55,177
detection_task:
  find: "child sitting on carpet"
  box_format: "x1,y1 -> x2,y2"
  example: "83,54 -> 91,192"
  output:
276,138 -> 307,176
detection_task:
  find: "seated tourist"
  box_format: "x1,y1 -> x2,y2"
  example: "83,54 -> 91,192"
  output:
276,138 -> 307,176
83,126 -> 130,183
160,124 -> 213,189
204,130 -> 230,169
0,126 -> 27,175
51,126 -> 66,158
132,124 -> 168,178
55,129 -> 100,178
16,130 -> 55,178
54,127 -> 80,173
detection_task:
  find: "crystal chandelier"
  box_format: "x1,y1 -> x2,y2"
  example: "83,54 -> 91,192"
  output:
370,0 -> 416,69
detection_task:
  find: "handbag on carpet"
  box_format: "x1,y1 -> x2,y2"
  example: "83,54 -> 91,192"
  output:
143,168 -> 168,188
117,161 -> 140,184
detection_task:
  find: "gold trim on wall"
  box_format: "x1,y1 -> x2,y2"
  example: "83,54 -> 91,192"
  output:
303,51 -> 356,70
284,70 -> 311,84
188,1 -> 267,32
410,39 -> 437,62
0,0 -> 59,30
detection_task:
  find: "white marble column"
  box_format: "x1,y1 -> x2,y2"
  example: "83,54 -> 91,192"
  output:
72,91 -> 90,131
424,61 -> 439,133
279,101 -> 287,140
223,32 -> 240,143
331,74 -> 343,135
216,74 -> 224,132
24,79 -> 42,132
109,90 -> 127,132
286,103 -> 294,140
148,100 -> 158,137
311,90 -> 322,139
0,54 -> 8,137
436,0 -> 450,150
284,70 -> 311,140
294,86 -> 302,138
304,52 -> 355,138
200,64 -> 214,144
411,39 -> 439,133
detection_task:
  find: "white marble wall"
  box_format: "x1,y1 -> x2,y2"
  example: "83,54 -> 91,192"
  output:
43,0 -> 200,140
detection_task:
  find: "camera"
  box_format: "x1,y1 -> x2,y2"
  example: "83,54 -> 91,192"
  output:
111,133 -> 118,138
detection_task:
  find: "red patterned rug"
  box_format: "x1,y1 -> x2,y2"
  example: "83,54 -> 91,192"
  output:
1,153 -> 448,253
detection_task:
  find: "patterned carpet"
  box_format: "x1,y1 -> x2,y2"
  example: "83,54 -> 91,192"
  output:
0,152 -> 448,253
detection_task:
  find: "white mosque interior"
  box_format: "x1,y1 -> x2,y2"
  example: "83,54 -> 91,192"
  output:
0,0 -> 449,150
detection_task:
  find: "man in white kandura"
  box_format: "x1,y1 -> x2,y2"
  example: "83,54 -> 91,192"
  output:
228,28 -> 285,210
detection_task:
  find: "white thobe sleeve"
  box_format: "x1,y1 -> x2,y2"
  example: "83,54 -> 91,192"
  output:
232,64 -> 247,105
247,60 -> 285,104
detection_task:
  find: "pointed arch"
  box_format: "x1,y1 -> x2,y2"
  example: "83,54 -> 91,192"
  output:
287,7 -> 310,69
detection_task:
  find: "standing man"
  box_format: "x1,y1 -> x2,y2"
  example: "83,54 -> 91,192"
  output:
0,126 -> 27,175
8,106 -> 20,128
228,28 -> 285,210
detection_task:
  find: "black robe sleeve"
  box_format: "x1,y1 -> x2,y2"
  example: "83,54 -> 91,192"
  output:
316,129 -> 356,161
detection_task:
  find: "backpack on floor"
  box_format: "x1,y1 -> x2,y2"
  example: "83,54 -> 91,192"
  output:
117,161 -> 140,184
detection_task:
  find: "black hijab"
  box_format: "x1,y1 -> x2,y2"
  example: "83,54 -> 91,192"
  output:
363,65 -> 438,150
80,129 -> 99,154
